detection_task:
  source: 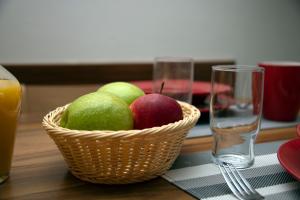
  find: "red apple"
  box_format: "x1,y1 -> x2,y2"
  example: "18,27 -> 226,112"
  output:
130,93 -> 183,129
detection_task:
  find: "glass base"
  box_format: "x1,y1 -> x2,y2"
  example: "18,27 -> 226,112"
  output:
0,174 -> 9,184
212,154 -> 254,169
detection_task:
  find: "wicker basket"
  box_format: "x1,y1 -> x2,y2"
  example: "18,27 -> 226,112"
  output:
42,102 -> 200,184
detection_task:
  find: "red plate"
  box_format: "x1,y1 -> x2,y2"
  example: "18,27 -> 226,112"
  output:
277,136 -> 300,181
131,81 -> 230,96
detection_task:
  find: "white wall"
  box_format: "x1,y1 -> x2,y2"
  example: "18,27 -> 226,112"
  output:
0,0 -> 299,64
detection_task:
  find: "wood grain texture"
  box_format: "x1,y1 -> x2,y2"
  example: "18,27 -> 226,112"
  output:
20,84 -> 101,123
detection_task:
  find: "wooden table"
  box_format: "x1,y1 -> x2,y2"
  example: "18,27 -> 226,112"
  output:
0,123 -> 297,200
0,84 -> 298,200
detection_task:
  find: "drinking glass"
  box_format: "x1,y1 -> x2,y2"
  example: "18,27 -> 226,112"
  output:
210,65 -> 264,168
0,65 -> 22,184
153,57 -> 194,103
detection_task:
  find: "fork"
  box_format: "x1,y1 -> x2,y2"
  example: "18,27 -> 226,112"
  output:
218,161 -> 265,200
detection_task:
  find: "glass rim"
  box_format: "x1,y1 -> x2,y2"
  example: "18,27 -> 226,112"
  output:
154,56 -> 193,63
258,61 -> 300,67
212,65 -> 264,72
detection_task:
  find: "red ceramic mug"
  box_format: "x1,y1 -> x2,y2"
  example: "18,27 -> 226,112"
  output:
258,62 -> 300,121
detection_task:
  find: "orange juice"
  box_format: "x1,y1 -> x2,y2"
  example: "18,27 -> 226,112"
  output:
0,80 -> 21,181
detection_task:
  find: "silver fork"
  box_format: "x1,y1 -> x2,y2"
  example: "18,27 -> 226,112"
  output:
218,161 -> 265,200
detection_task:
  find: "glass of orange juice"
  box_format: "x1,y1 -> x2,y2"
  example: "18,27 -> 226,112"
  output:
0,66 -> 22,184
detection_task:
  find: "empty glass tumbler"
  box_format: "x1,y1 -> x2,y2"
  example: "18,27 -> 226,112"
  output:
153,57 -> 194,104
210,65 -> 264,168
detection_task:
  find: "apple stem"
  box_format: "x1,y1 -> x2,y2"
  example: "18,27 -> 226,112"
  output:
160,82 -> 165,94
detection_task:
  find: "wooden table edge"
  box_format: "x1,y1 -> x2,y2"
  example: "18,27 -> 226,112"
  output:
181,126 -> 298,154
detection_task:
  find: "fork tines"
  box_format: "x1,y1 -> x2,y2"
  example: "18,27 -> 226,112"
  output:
218,162 -> 264,200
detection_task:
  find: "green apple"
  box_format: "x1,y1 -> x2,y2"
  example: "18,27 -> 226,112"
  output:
97,82 -> 145,105
60,92 -> 133,131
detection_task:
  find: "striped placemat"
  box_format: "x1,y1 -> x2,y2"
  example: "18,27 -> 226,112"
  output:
162,141 -> 300,199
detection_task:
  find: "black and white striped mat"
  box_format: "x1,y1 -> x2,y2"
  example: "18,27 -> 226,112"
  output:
163,141 -> 300,200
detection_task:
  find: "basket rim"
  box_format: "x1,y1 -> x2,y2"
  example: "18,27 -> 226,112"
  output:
42,101 -> 200,138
